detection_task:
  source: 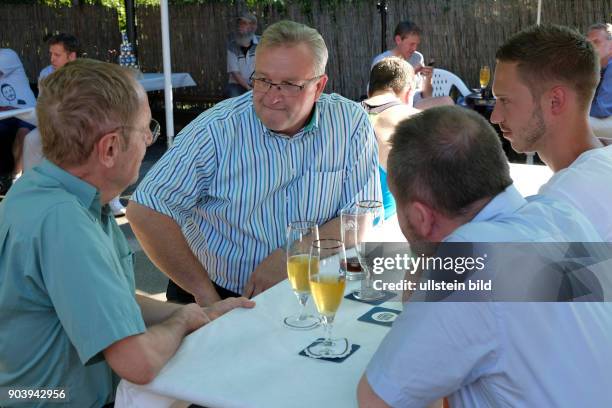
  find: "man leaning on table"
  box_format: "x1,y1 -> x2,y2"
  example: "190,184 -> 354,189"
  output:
0,59 -> 253,408
357,106 -> 612,408
491,24 -> 612,241
127,20 -> 381,306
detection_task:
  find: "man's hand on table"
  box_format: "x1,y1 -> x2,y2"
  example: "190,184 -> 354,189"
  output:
203,297 -> 256,321
243,248 -> 287,298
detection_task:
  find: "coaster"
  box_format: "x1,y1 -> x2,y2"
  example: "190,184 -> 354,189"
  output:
299,338 -> 360,363
357,306 -> 402,327
345,290 -> 397,305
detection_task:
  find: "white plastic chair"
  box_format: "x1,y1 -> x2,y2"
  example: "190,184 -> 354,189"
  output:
431,68 -> 471,98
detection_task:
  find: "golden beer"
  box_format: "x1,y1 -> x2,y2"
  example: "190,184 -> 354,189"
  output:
287,255 -> 318,293
479,66 -> 491,89
309,274 -> 346,316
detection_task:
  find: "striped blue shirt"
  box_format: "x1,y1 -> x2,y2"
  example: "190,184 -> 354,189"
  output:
133,92 -> 381,294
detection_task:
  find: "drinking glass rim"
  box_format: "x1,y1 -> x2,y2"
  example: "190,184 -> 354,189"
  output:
356,200 -> 383,209
312,238 -> 344,250
288,220 -> 318,230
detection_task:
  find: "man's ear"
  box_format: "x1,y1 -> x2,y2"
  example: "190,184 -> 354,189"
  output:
96,132 -> 121,168
399,85 -> 412,105
394,34 -> 402,46
548,85 -> 567,116
68,52 -> 77,62
408,200 -> 435,239
313,74 -> 328,101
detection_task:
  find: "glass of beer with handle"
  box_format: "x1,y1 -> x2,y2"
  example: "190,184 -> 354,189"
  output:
307,239 -> 349,357
284,221 -> 320,330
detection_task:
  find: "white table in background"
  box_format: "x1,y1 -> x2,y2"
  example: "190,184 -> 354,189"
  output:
0,107 -> 36,126
138,73 -> 196,92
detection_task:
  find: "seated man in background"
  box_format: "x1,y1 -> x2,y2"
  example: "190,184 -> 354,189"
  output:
225,12 -> 259,98
491,24 -> 612,241
371,21 -> 452,109
38,32 -> 79,81
0,48 -> 36,194
357,106 -> 612,407
361,57 -> 419,219
0,59 -> 253,407
586,23 -> 612,137
127,20 -> 381,305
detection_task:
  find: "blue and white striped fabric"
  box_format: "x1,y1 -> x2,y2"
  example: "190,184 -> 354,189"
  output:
132,91 -> 381,294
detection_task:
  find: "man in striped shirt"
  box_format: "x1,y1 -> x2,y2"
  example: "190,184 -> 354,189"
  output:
127,20 -> 381,306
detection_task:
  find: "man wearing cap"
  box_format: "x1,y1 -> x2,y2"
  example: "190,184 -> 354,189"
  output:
225,12 -> 259,98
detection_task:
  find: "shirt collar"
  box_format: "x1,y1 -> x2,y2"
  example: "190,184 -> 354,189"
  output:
261,99 -> 321,139
469,184 -> 526,223
37,159 -> 105,216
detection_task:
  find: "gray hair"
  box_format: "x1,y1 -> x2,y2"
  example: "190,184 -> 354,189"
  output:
257,20 -> 328,76
587,23 -> 612,40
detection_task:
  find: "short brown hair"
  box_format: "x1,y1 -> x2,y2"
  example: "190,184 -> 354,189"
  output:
496,24 -> 599,110
37,59 -> 143,166
388,106 -> 512,216
369,57 -> 415,95
393,21 -> 421,39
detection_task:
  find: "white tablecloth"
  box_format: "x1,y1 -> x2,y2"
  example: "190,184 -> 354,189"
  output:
0,107 -> 36,125
138,73 -> 197,92
116,279 -> 394,408
115,163 -> 553,408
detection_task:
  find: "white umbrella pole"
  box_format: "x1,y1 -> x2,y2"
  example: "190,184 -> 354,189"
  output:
160,0 -> 175,148
536,0 -> 542,25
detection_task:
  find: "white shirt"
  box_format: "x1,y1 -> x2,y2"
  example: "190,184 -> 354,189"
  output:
366,187 -> 612,407
539,144 -> 612,241
0,49 -> 36,108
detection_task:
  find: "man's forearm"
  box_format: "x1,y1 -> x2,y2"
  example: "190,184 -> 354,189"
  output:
136,293 -> 183,326
126,201 -> 221,306
104,304 -> 208,384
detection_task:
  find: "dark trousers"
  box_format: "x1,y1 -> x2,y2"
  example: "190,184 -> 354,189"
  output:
166,279 -> 241,304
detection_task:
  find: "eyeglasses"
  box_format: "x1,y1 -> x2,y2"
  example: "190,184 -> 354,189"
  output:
121,118 -> 160,147
249,73 -> 322,96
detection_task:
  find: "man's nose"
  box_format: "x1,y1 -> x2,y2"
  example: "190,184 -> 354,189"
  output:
490,103 -> 502,125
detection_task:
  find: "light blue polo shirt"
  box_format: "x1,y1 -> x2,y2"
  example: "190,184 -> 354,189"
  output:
0,160 -> 146,407
367,186 -> 612,407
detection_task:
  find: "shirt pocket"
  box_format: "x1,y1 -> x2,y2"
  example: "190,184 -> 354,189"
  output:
289,170 -> 344,225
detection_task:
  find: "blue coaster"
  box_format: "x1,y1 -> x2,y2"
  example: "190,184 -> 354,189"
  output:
345,290 -> 397,305
357,306 -> 402,327
299,338 -> 360,363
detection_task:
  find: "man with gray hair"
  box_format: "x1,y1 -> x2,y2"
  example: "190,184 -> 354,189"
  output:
225,12 -> 260,97
357,106 -> 612,407
491,24 -> 612,241
128,20 -> 380,305
0,59 -> 253,407
586,23 -> 612,120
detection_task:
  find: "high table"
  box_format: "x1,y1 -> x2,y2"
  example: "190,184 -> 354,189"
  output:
116,278 -> 393,408
115,163 -> 553,408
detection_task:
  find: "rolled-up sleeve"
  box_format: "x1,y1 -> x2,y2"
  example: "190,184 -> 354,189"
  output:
131,119 -> 218,227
